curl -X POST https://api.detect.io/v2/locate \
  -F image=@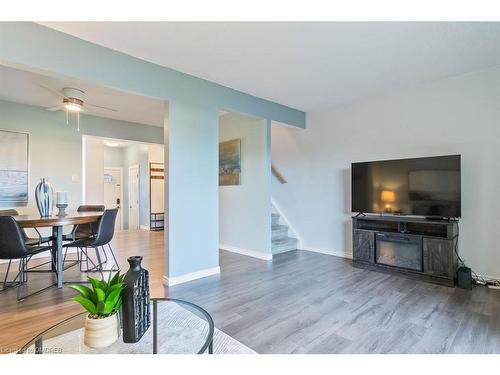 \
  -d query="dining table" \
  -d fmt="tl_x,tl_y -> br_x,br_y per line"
13,211 -> 104,289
